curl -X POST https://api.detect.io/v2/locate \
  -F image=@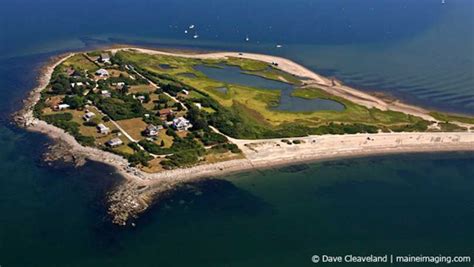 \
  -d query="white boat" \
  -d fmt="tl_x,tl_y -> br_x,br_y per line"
184,30 -> 188,34
245,36 -> 250,42
276,44 -> 283,48
189,24 -> 195,29
193,34 -> 199,39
